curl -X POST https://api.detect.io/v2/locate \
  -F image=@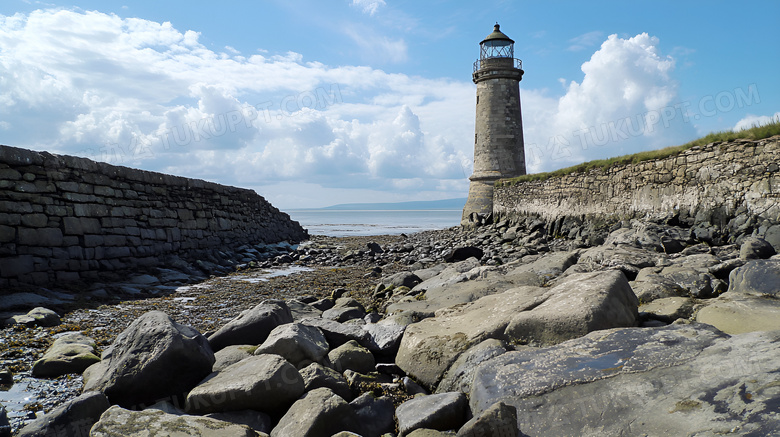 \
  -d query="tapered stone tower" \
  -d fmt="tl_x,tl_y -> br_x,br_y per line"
462,23 -> 525,225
